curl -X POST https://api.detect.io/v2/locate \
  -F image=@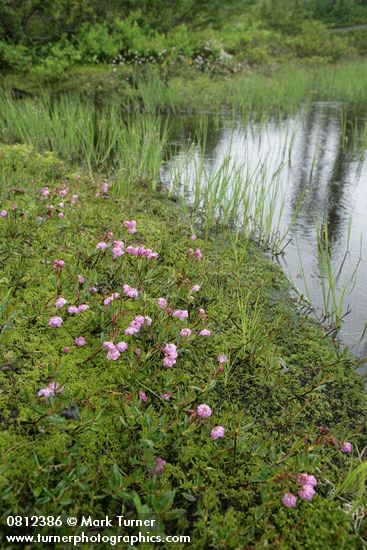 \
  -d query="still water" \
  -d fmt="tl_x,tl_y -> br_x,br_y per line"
161,102 -> 367,361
